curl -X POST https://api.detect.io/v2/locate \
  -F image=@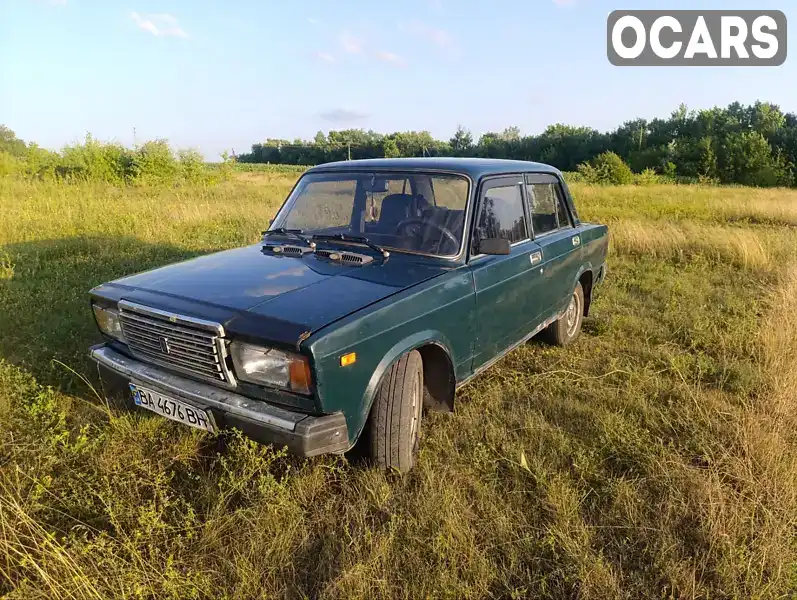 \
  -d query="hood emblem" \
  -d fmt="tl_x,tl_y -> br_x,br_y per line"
159,336 -> 171,355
